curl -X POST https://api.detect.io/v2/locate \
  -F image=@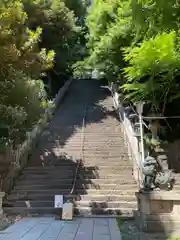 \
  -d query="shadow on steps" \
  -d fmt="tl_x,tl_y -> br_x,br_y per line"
3,151 -> 136,217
